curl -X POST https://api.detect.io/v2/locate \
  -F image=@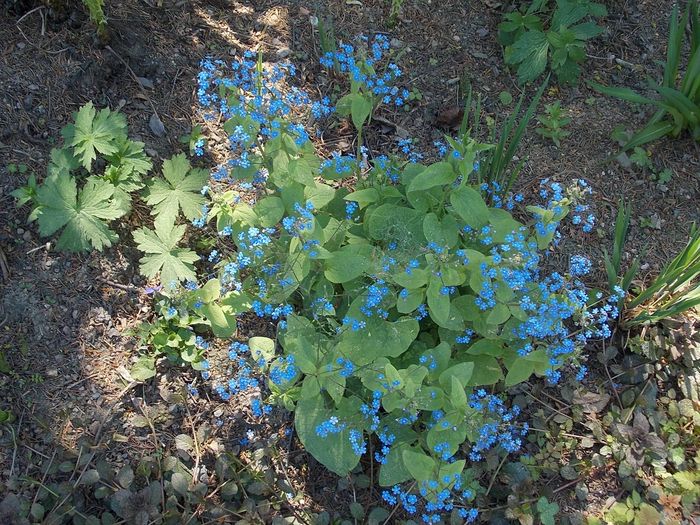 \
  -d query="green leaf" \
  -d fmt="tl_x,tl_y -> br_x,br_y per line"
133,222 -> 199,287
145,153 -> 209,228
35,174 -> 123,252
507,30 -> 550,84
464,356 -> 503,385
249,337 -> 276,367
130,355 -> 156,381
439,362 -> 474,390
351,94 -> 373,130
201,302 -> 237,338
345,188 -> 380,208
427,275 -> 450,326
367,204 -> 425,245
536,497 -> 559,525
486,303 -> 511,325
423,213 -> 459,249
449,375 -> 468,410
407,162 -> 457,193
255,196 -> 286,227
324,250 -> 370,283
335,318 -> 419,365
402,449 -> 436,481
295,397 -> 362,476
304,181 -> 336,209
505,360 -> 536,386
379,443 -> 413,486
62,102 -> 127,170
450,186 -> 489,229
105,138 -> 152,178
